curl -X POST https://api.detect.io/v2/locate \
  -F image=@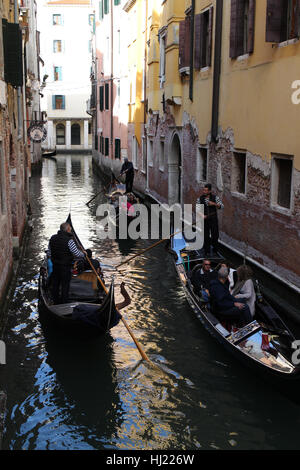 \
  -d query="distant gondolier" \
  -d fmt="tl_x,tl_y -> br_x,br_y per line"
120,157 -> 134,194
197,184 -> 224,256
48,222 -> 86,304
